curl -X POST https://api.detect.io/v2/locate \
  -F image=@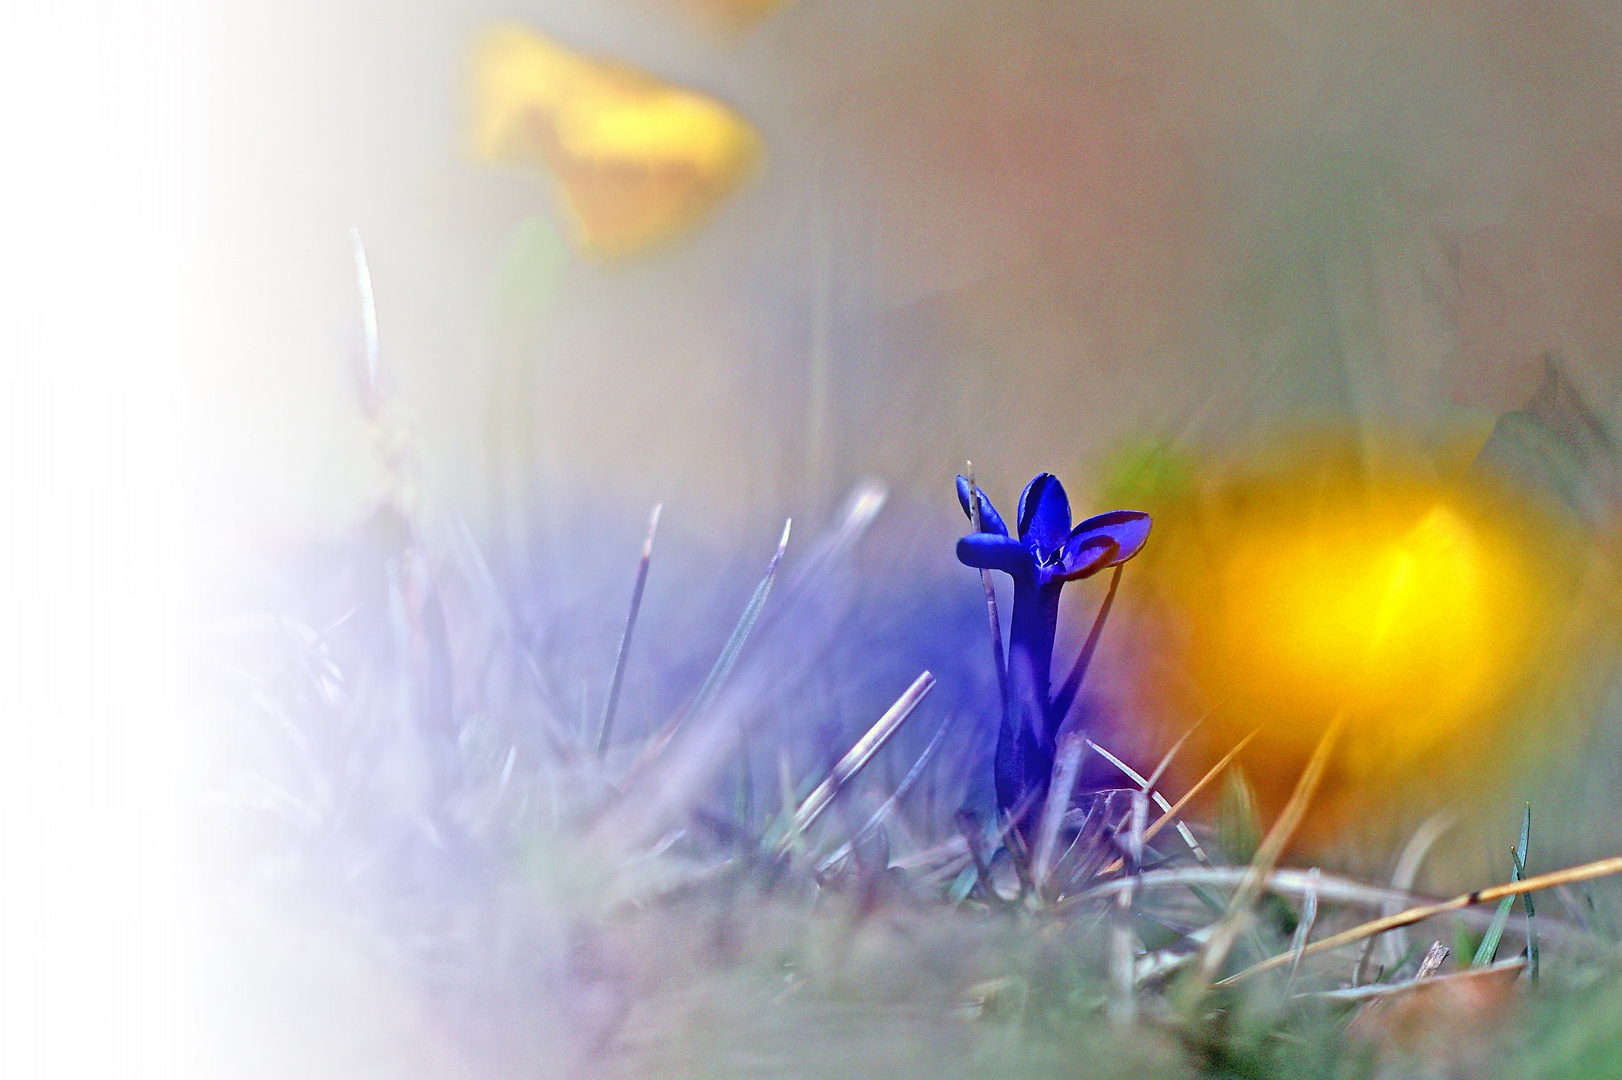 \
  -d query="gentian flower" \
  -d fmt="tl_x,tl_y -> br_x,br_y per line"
956,473 -> 1151,819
